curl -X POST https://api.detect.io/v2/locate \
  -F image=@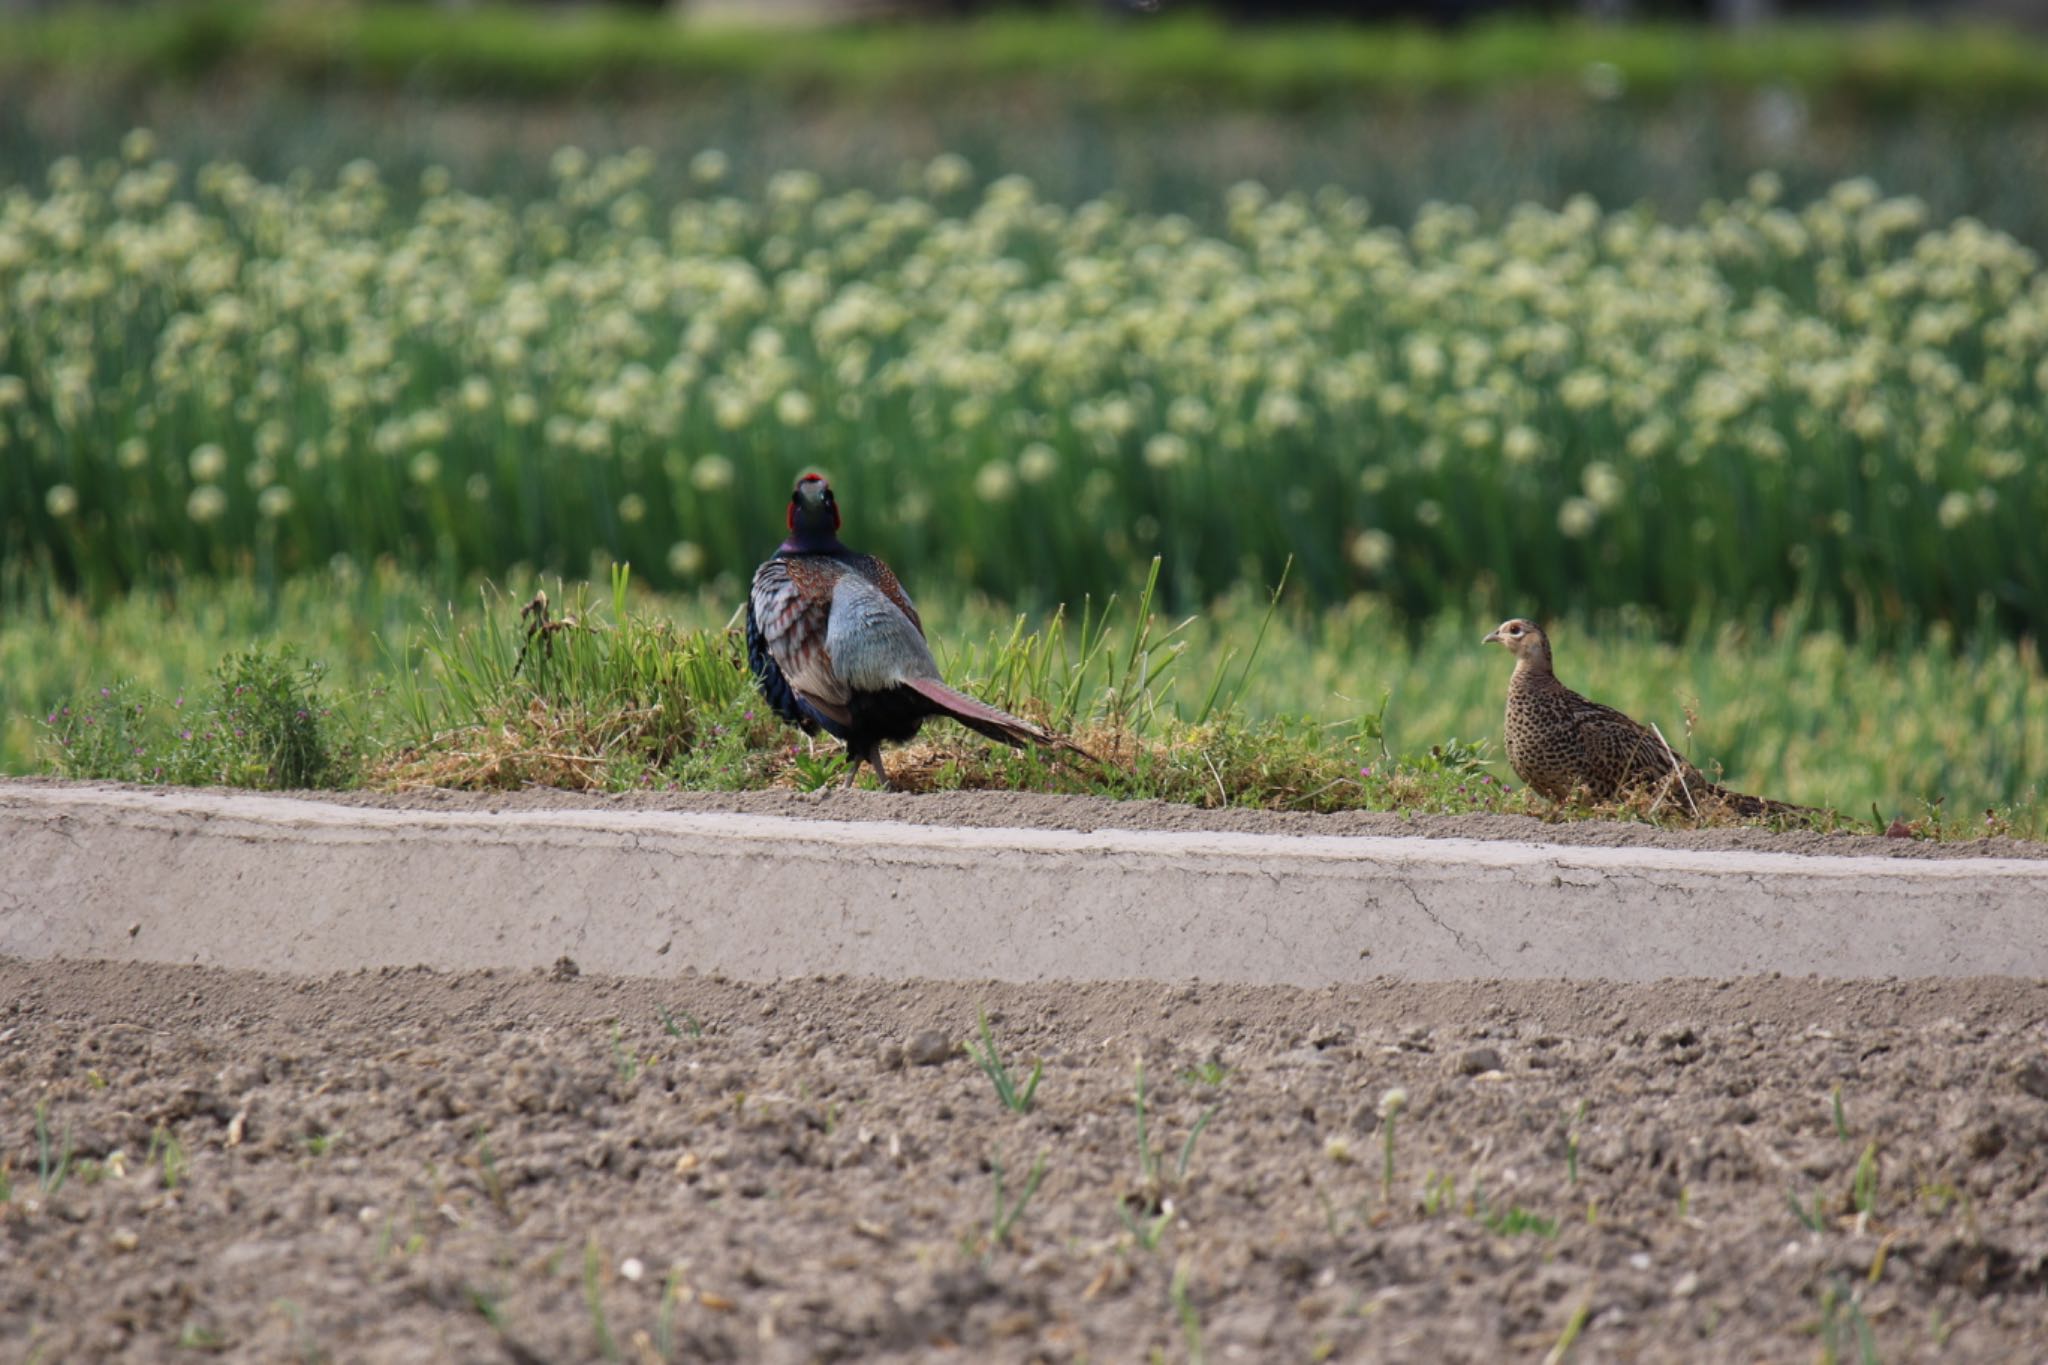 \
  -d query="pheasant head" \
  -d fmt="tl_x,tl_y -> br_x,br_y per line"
781,472 -> 844,552
1483,618 -> 1554,673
